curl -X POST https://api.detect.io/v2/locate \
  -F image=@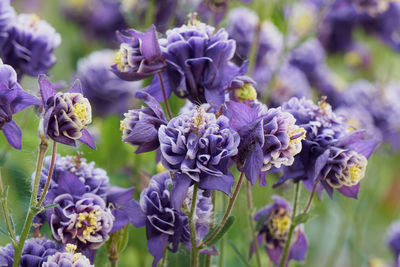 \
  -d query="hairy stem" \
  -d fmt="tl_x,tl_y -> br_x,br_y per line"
279,182 -> 300,267
157,72 -> 173,120
189,183 -> 199,267
37,141 -> 57,207
246,181 -> 262,267
13,139 -> 49,267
